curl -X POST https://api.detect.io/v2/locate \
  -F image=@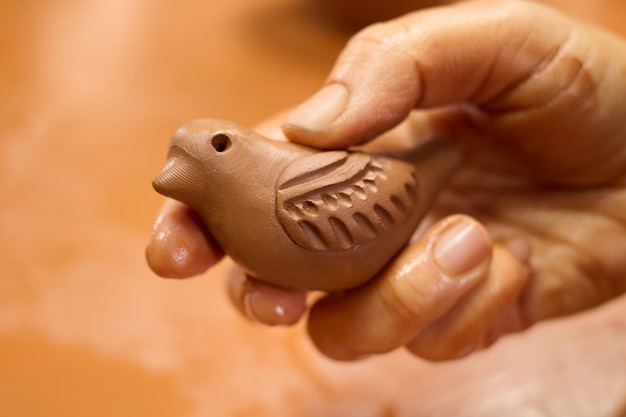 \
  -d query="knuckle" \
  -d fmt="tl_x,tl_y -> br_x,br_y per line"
374,277 -> 430,339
